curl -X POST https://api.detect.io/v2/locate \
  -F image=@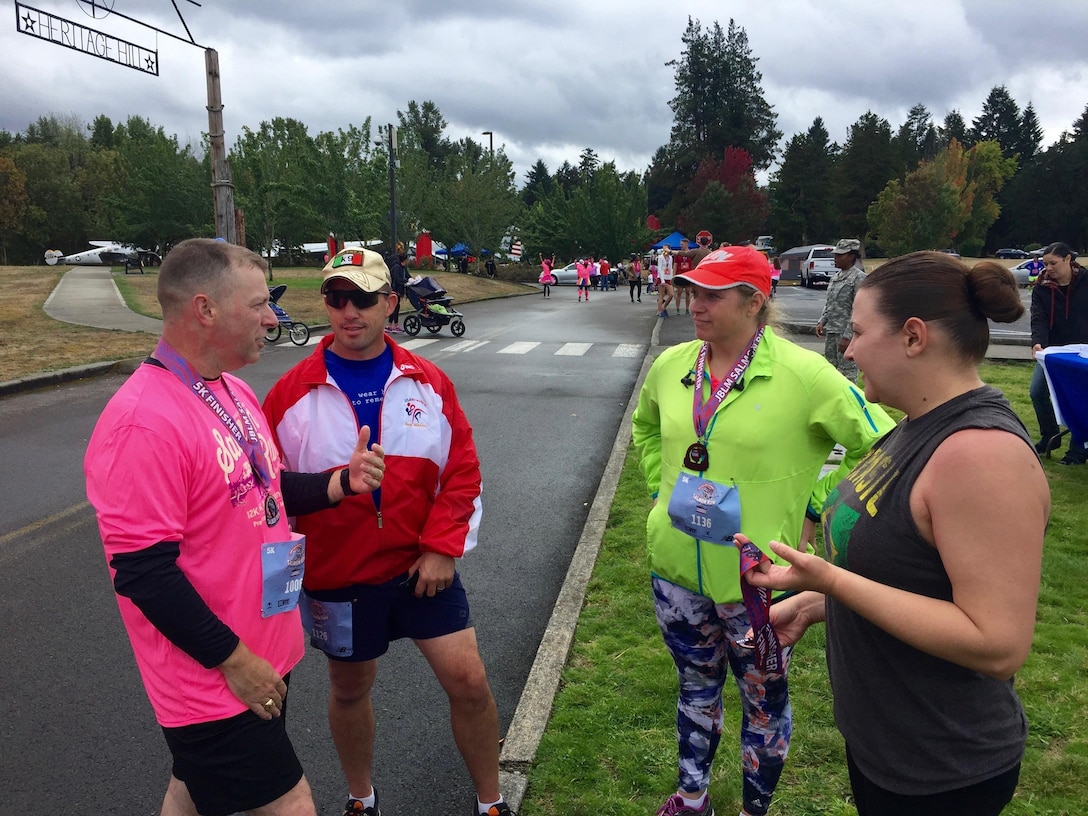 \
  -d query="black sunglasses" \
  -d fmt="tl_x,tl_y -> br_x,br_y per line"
324,289 -> 383,310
